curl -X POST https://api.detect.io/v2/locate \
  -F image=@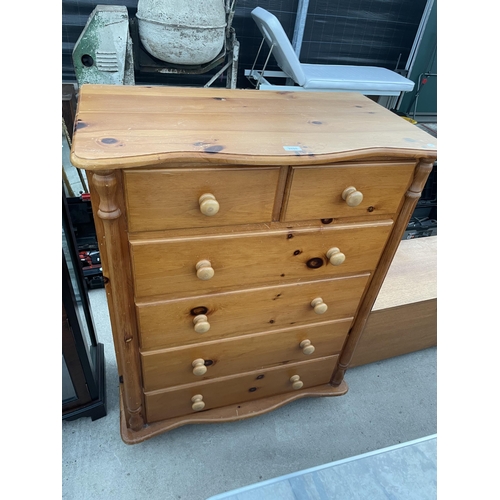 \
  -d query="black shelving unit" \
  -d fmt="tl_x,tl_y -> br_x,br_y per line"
403,162 -> 437,240
62,188 -> 106,422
